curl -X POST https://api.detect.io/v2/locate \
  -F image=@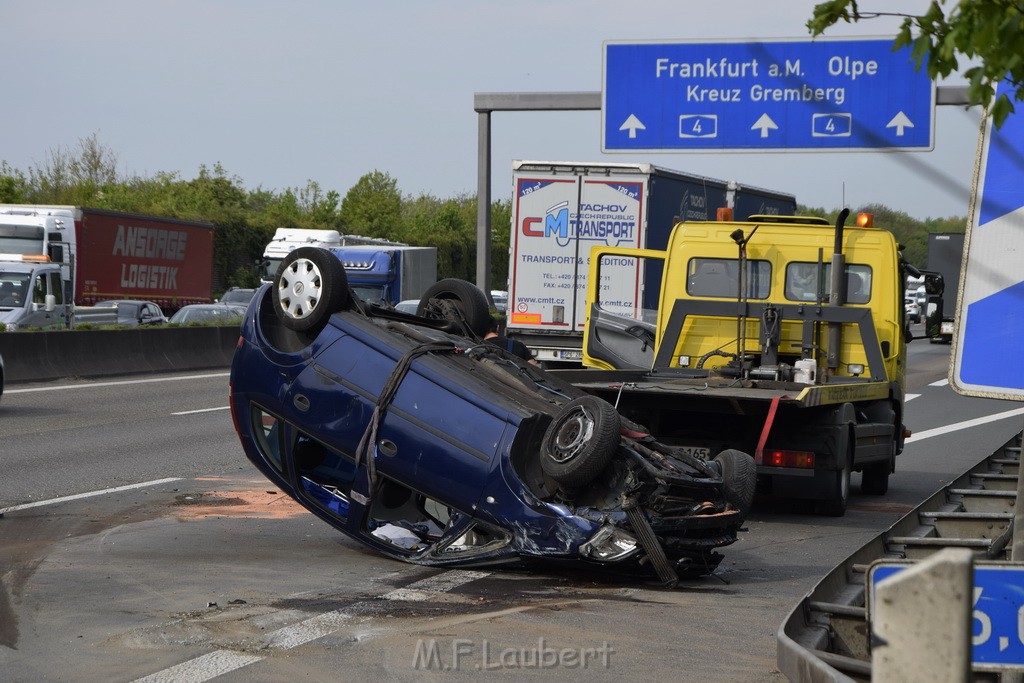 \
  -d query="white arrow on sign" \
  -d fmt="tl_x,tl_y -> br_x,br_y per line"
886,111 -> 915,136
752,113 -> 778,138
619,114 -> 646,139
